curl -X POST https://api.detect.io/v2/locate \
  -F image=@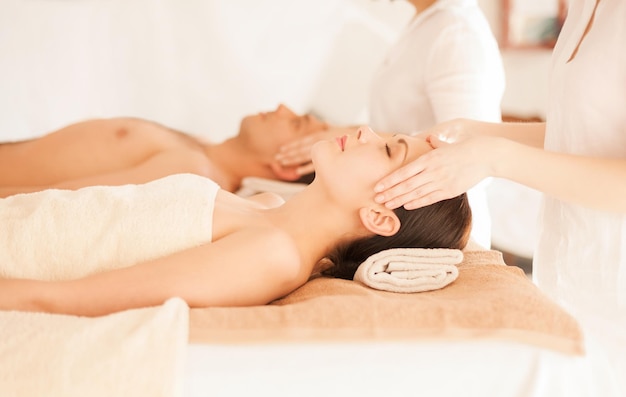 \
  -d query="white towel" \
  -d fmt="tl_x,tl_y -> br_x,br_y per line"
236,176 -> 306,200
354,248 -> 463,293
0,174 -> 219,281
0,297 -> 189,397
